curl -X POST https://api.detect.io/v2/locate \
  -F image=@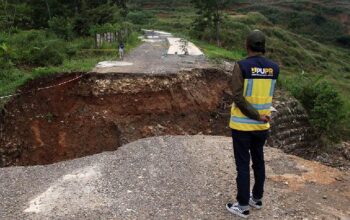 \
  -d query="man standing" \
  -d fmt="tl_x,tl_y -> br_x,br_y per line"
118,42 -> 125,60
226,30 -> 279,218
